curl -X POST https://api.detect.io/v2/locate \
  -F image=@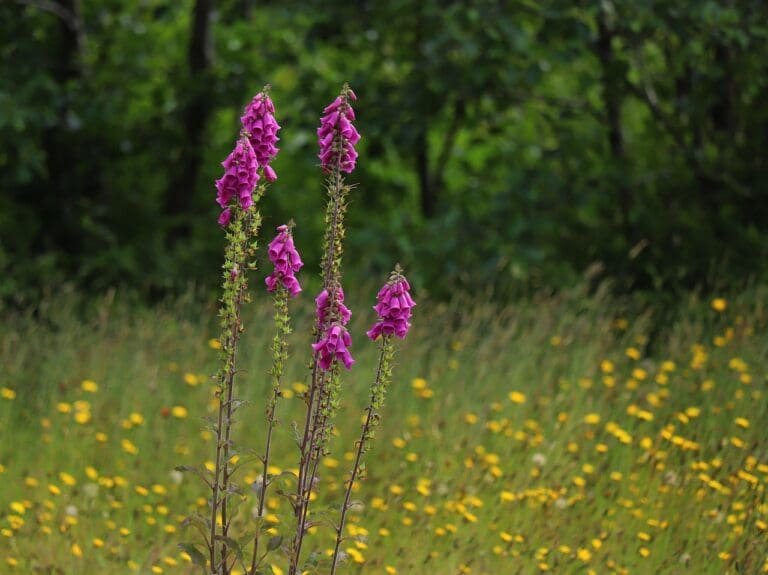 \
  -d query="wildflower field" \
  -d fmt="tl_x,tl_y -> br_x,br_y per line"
1,285 -> 767,574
